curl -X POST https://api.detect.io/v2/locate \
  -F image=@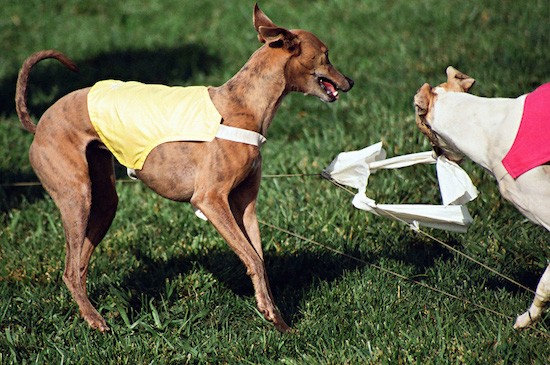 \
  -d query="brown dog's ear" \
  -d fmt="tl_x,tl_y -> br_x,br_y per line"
445,66 -> 476,92
254,3 -> 277,42
253,4 -> 299,52
257,27 -> 299,51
